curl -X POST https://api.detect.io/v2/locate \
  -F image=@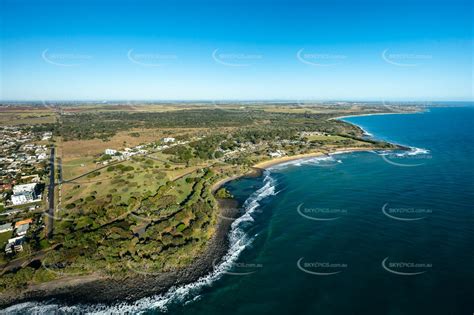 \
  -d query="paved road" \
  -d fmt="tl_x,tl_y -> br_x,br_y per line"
47,147 -> 55,239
